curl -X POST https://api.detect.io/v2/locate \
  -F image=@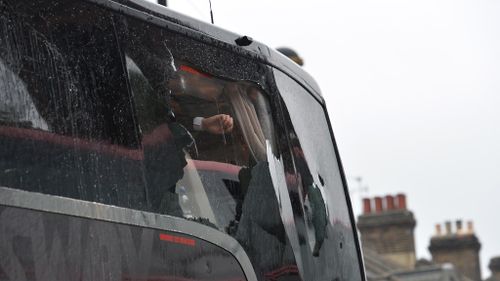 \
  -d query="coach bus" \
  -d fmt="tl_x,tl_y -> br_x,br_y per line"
0,0 -> 365,280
